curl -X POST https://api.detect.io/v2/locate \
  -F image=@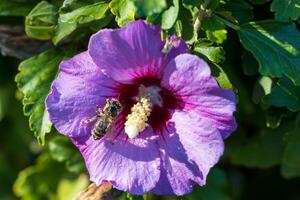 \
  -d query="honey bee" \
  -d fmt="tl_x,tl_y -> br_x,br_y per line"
83,98 -> 122,140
